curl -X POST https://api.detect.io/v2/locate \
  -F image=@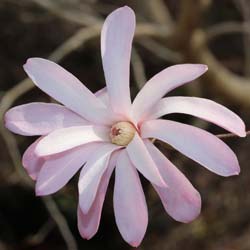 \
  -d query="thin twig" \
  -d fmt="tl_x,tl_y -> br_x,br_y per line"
217,130 -> 250,139
142,0 -> 174,26
32,0 -> 102,26
0,25 -> 104,250
0,23 -> 169,119
0,124 -> 78,250
234,0 -> 250,76
137,38 -> 183,63
190,30 -> 250,107
206,21 -> 250,40
154,130 -> 249,152
132,48 -> 147,89
25,220 -> 55,246
43,197 -> 78,250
